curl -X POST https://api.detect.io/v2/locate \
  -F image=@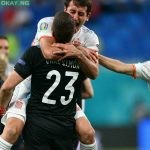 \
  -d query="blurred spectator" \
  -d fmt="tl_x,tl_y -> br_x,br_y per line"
91,0 -> 101,20
0,35 -> 13,78
2,7 -> 32,32
6,33 -> 20,63
12,7 -> 33,28
2,7 -> 16,32
0,35 -> 23,150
